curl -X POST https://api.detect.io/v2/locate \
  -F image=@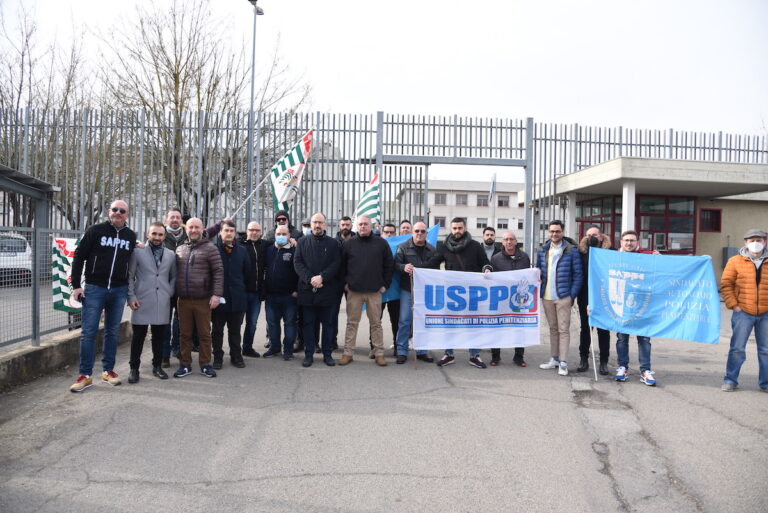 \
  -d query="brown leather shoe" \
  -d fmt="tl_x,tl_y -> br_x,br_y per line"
375,355 -> 388,367
339,354 -> 354,365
